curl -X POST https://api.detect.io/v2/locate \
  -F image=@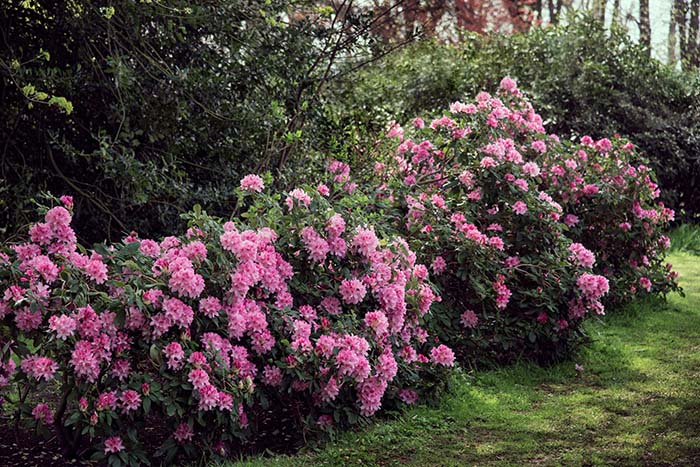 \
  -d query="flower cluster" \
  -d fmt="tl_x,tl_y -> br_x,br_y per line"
0,187 -> 450,465
365,76 -> 676,363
